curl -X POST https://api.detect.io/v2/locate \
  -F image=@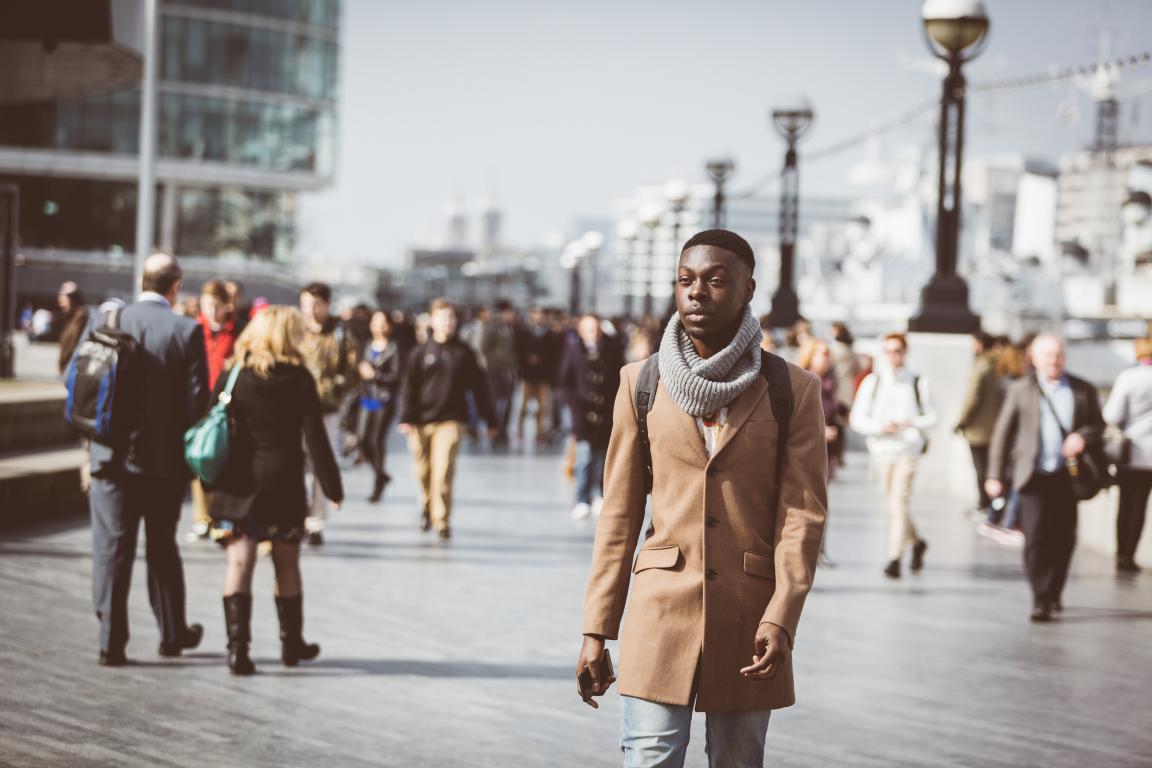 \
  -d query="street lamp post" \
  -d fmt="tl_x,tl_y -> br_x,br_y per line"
768,101 -> 814,328
562,239 -> 588,315
706,158 -> 735,228
907,0 -> 990,334
638,202 -> 664,318
581,230 -> 605,313
616,219 -> 639,319
664,179 -> 690,254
